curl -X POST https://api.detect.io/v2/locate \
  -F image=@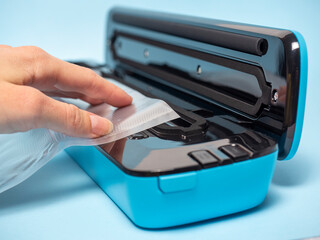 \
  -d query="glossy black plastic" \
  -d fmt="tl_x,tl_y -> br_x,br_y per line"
69,8 -> 302,176
105,7 -> 301,161
112,12 -> 268,56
